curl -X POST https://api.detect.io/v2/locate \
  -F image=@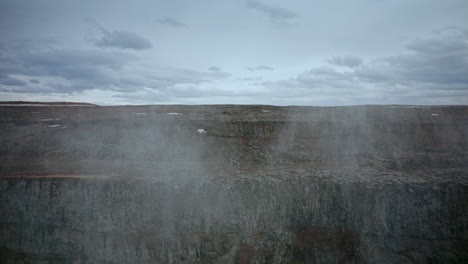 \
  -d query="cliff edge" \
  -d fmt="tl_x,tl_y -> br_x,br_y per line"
0,105 -> 467,263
